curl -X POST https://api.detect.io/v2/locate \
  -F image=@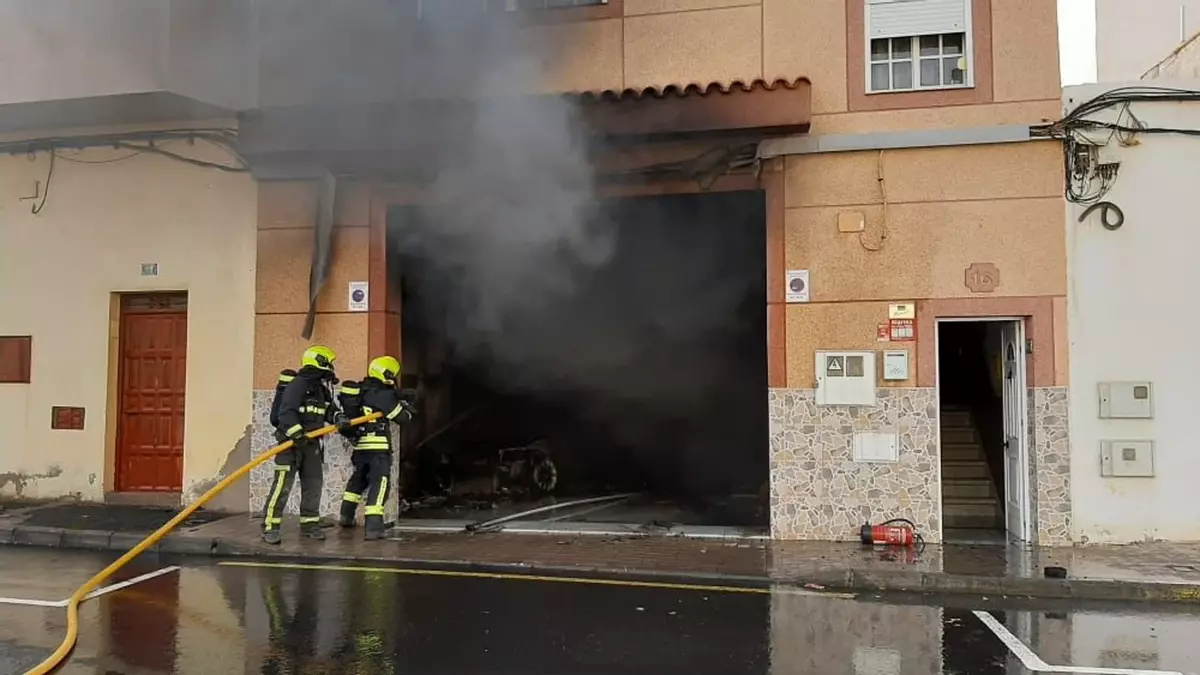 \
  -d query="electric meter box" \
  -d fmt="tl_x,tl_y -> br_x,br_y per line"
1097,381 -> 1154,419
815,351 -> 877,406
1100,440 -> 1155,477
